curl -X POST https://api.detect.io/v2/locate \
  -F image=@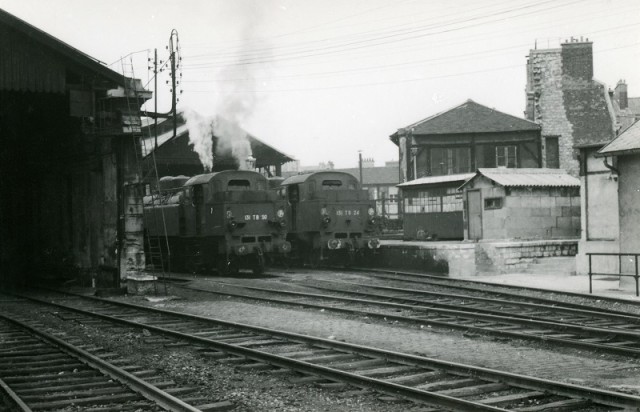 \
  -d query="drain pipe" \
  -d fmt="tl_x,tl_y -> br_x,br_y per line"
603,156 -> 620,176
